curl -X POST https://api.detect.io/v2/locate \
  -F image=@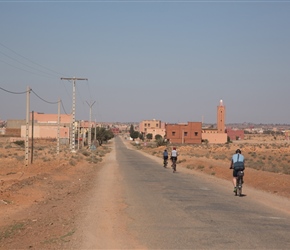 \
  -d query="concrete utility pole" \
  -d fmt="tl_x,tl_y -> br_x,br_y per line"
57,99 -> 60,155
25,86 -> 31,167
60,77 -> 88,153
86,101 -> 96,149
